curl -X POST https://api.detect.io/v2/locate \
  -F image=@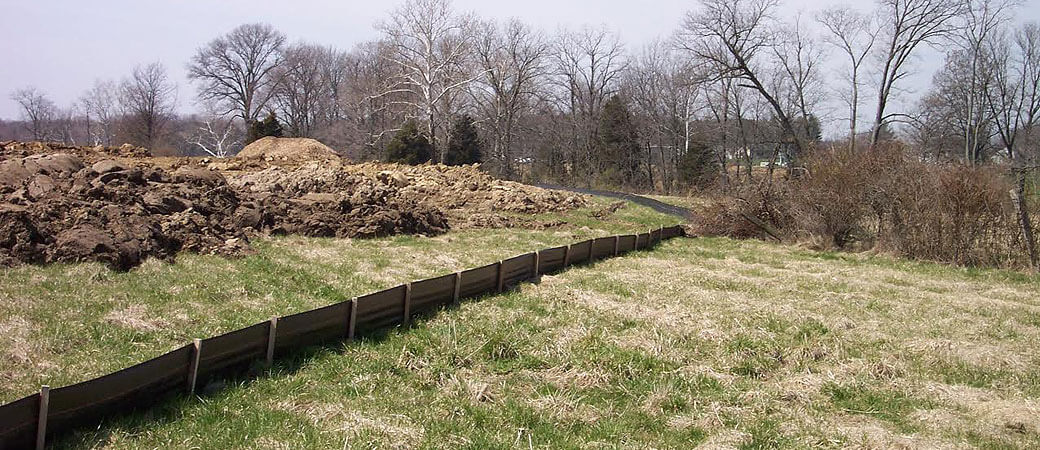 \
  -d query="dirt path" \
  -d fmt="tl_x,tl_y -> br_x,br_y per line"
534,184 -> 692,220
